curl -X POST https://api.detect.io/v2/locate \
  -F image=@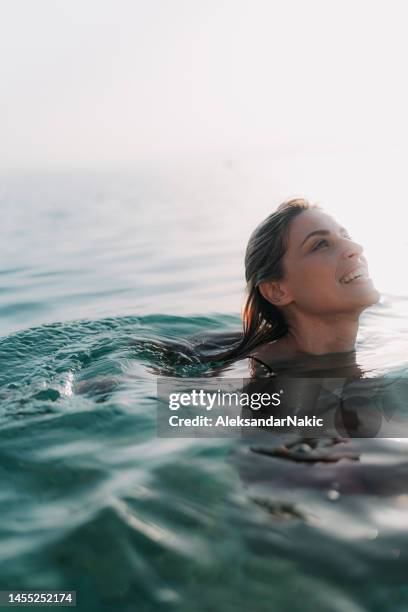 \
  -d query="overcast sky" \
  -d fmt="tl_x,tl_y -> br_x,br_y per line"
1,0 -> 408,168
